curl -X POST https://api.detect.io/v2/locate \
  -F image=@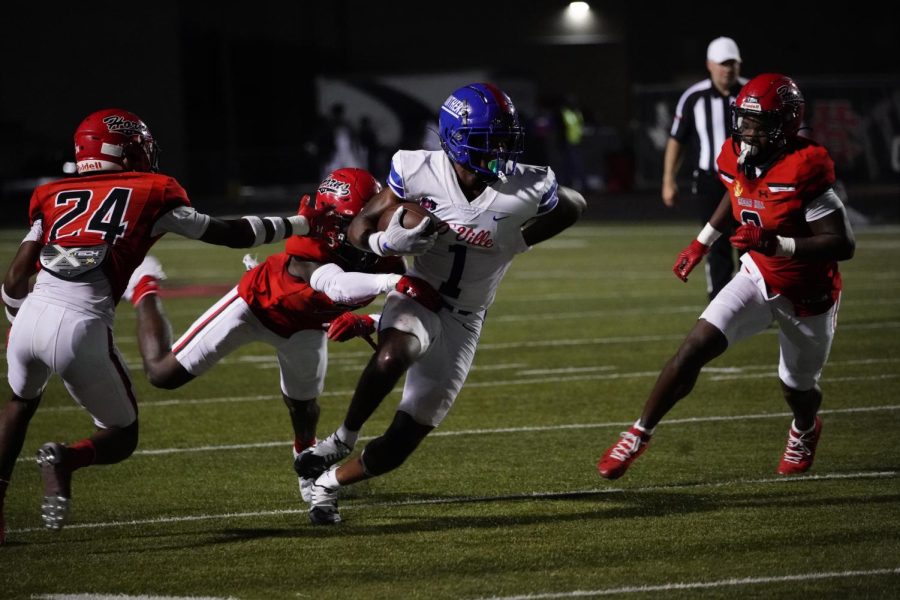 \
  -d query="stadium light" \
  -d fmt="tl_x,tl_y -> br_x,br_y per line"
565,1 -> 591,22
